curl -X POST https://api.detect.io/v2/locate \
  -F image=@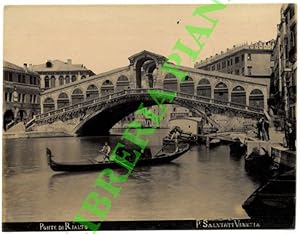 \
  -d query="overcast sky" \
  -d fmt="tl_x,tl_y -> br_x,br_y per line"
4,4 -> 281,74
